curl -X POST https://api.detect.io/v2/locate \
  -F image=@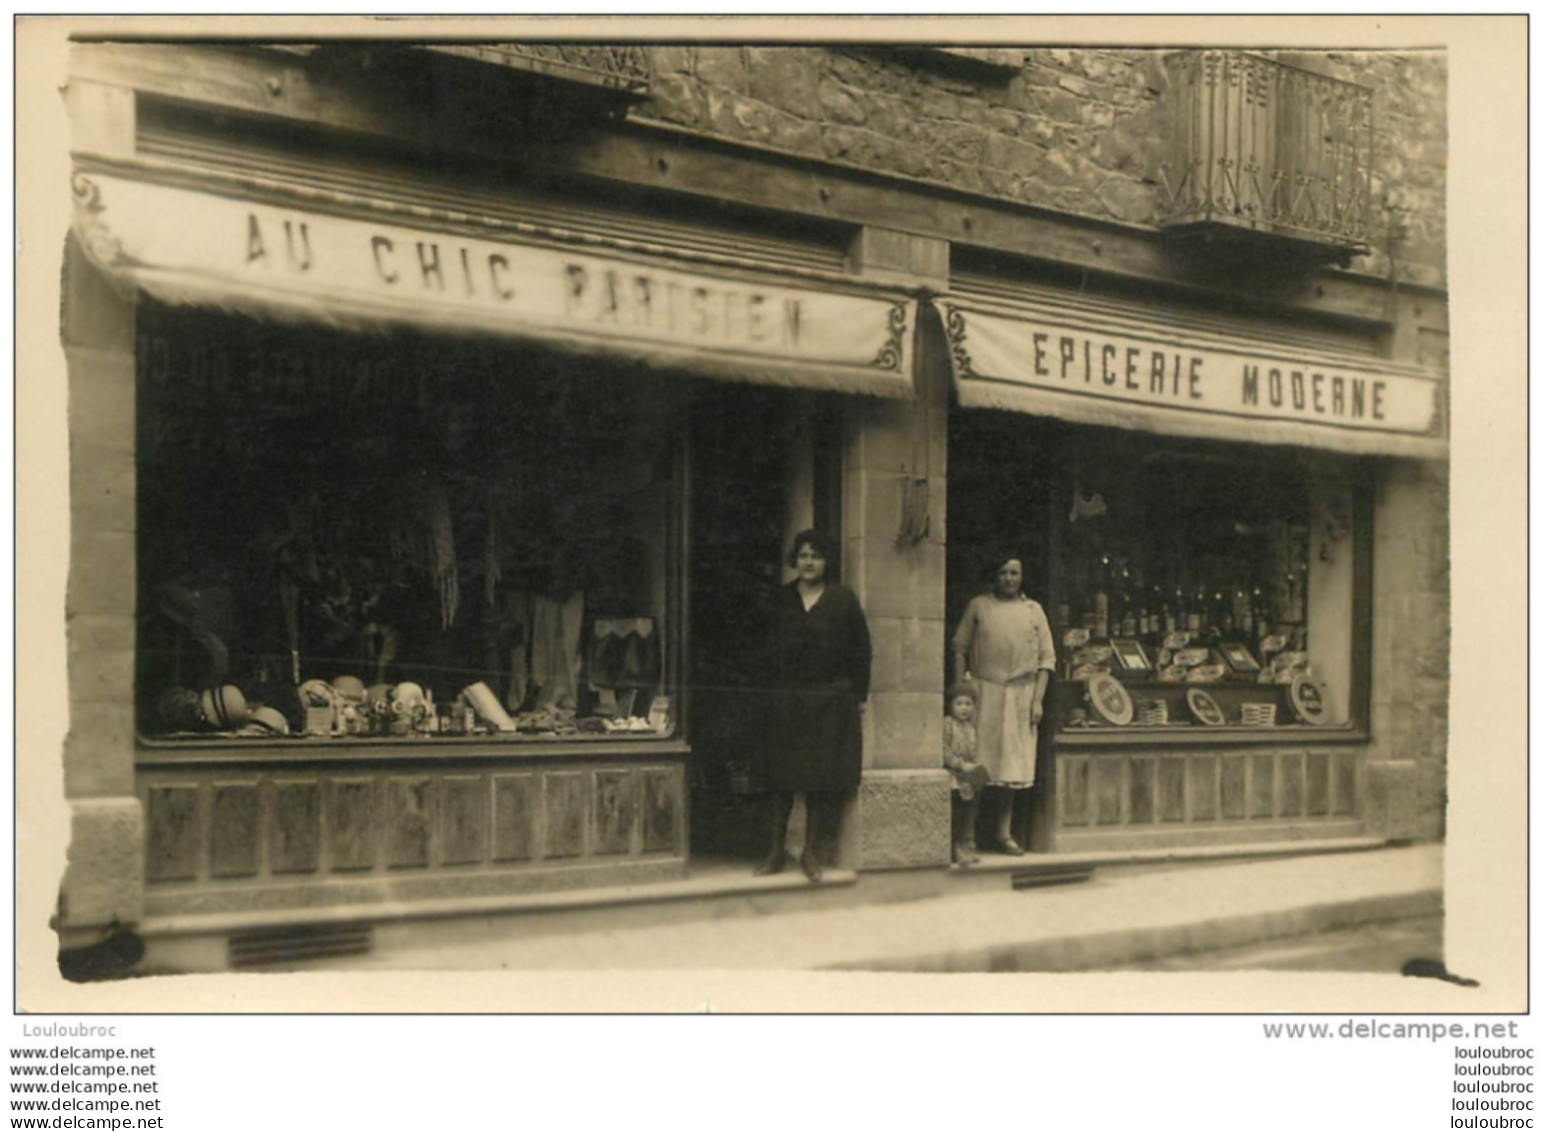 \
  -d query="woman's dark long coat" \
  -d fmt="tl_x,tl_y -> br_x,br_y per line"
760,581 -> 872,793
